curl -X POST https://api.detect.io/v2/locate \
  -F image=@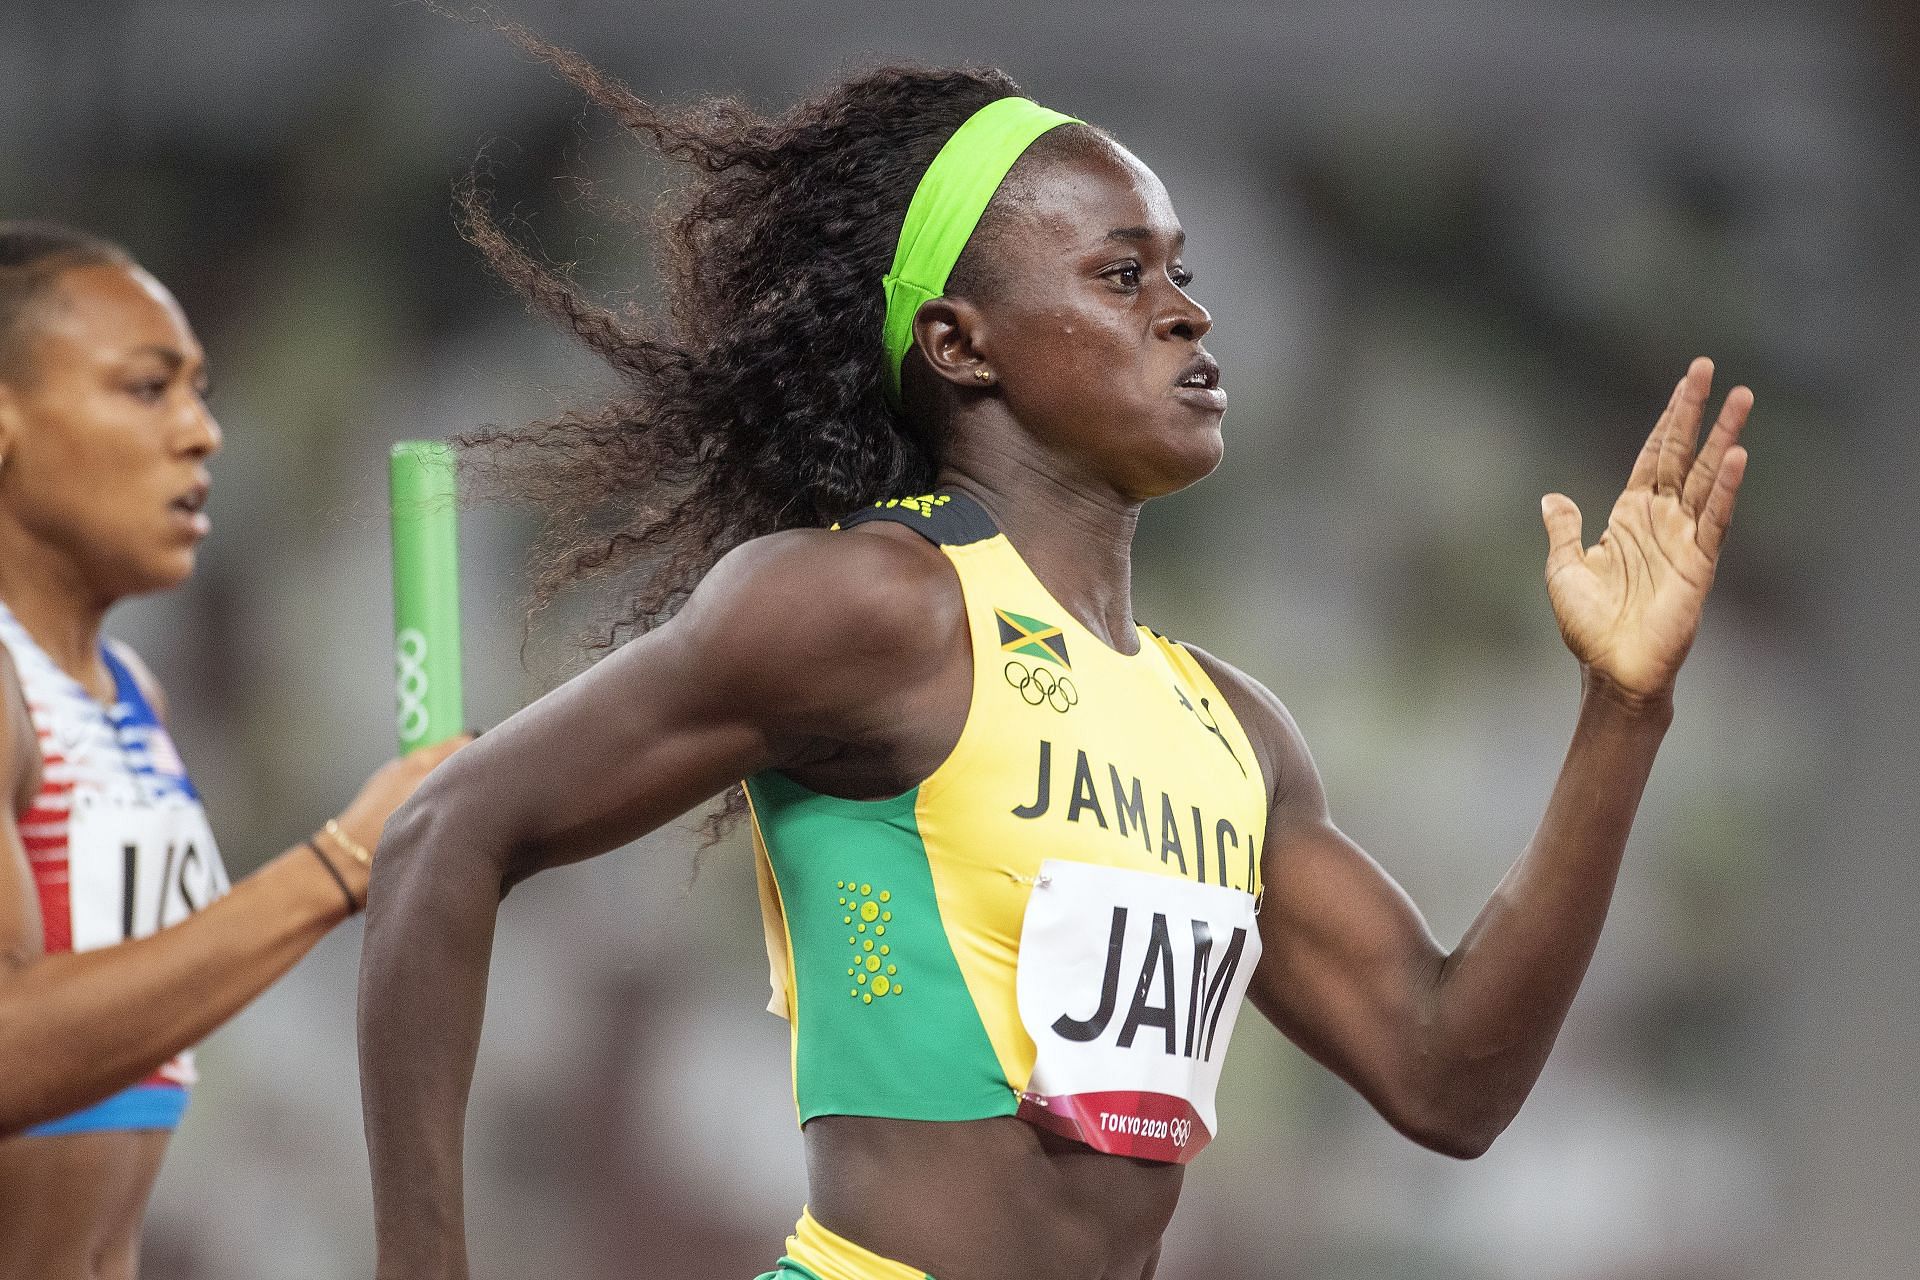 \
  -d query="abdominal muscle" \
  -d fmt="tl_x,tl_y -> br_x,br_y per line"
0,1131 -> 170,1280
804,1114 -> 1184,1280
